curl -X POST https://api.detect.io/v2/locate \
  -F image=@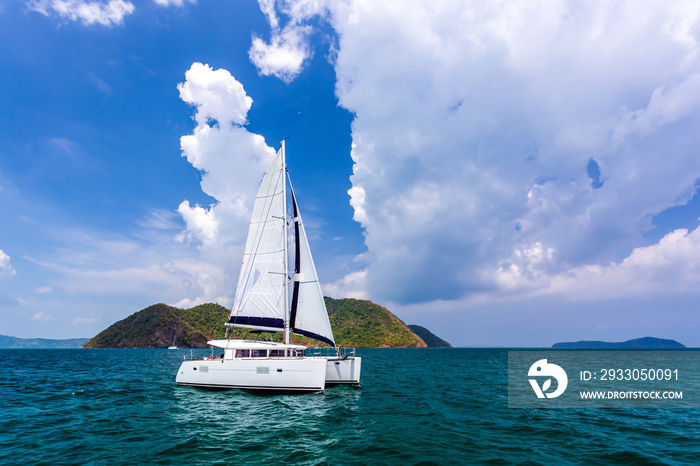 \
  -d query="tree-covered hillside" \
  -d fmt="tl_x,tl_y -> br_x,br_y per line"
408,325 -> 452,348
84,303 -> 230,348
326,297 -> 426,348
85,298 -> 430,348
